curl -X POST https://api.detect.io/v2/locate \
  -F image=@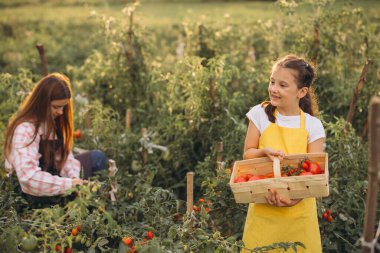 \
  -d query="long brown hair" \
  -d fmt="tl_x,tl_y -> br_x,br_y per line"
4,73 -> 74,171
264,54 -> 319,123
